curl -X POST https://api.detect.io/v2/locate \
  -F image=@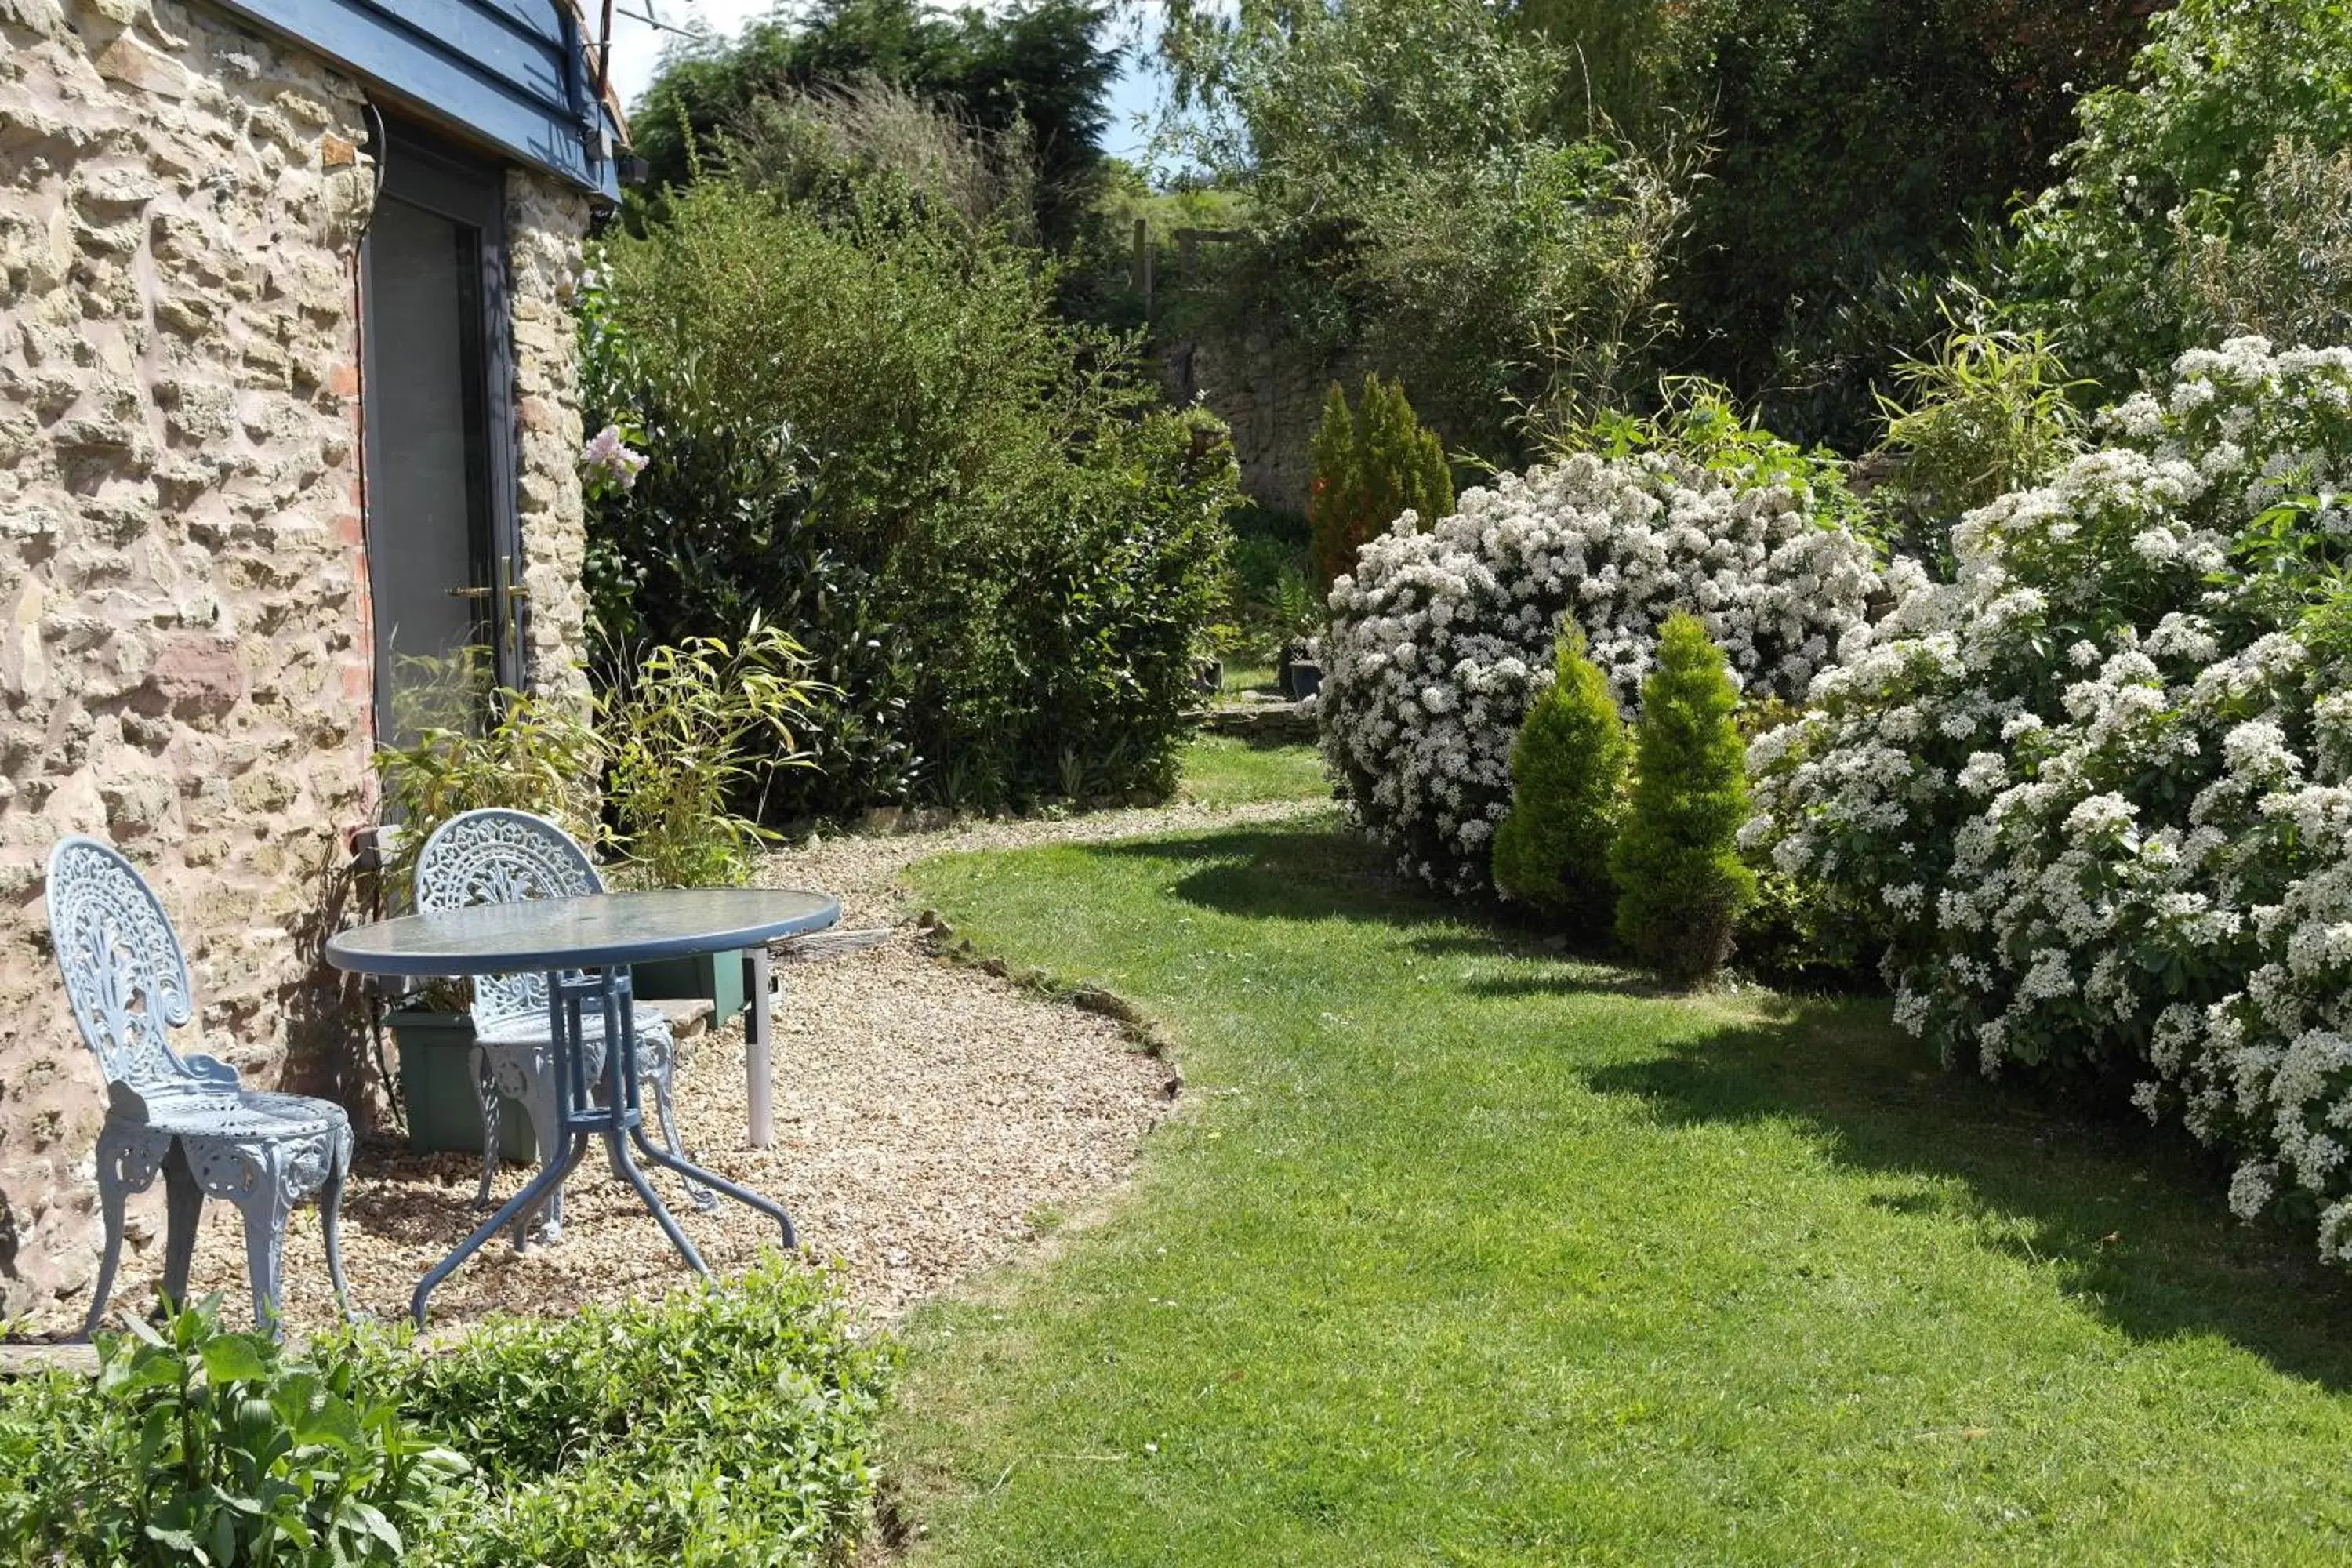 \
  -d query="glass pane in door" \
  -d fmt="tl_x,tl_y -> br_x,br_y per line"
365,193 -> 492,752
